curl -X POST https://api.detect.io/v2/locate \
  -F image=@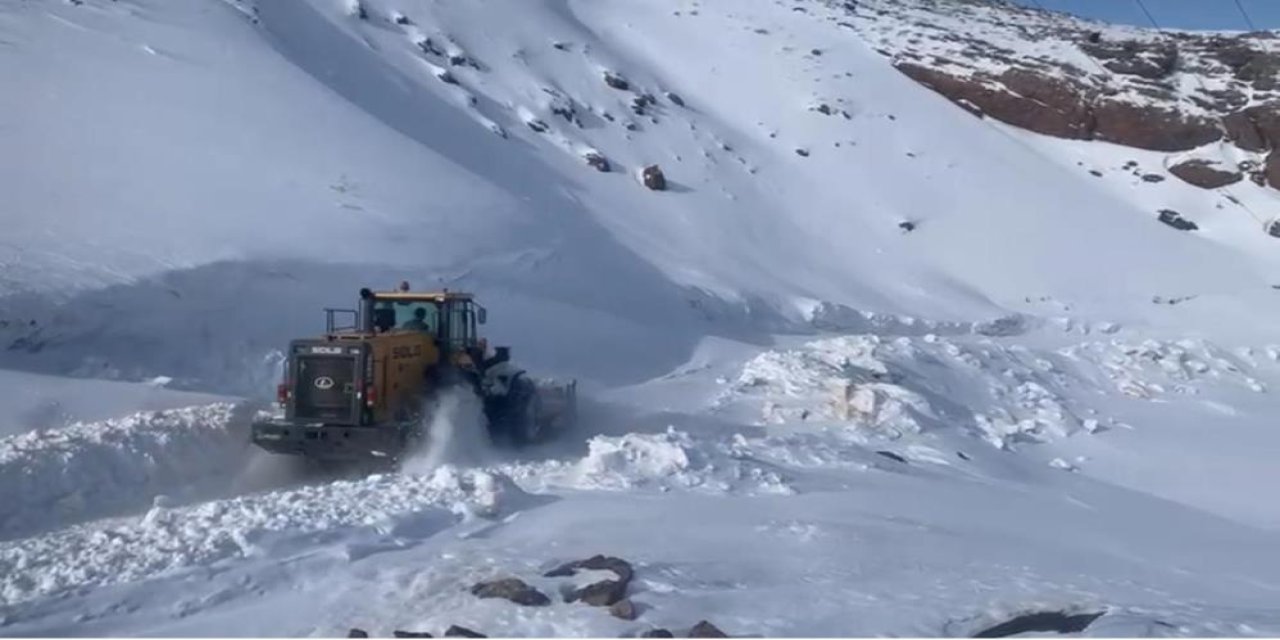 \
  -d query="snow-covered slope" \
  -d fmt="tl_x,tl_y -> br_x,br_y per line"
6,0 -> 1280,393
7,0 -> 1280,636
